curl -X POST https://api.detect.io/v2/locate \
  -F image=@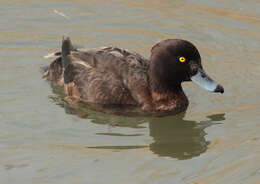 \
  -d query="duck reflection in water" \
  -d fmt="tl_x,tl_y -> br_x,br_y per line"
49,89 -> 225,160
149,113 -> 225,159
